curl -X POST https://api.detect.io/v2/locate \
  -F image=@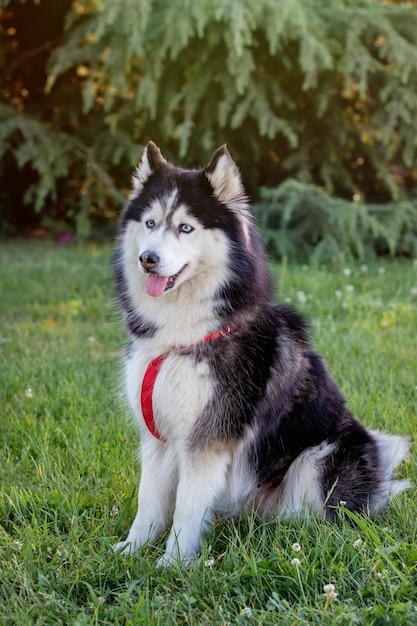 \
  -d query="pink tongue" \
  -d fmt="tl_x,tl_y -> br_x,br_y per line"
146,274 -> 169,297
